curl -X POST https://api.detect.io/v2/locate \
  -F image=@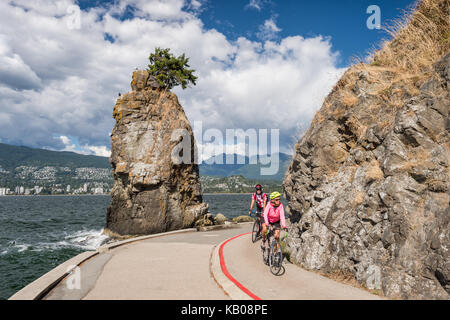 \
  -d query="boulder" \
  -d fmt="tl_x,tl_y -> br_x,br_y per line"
214,213 -> 228,225
194,214 -> 214,228
232,215 -> 254,223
